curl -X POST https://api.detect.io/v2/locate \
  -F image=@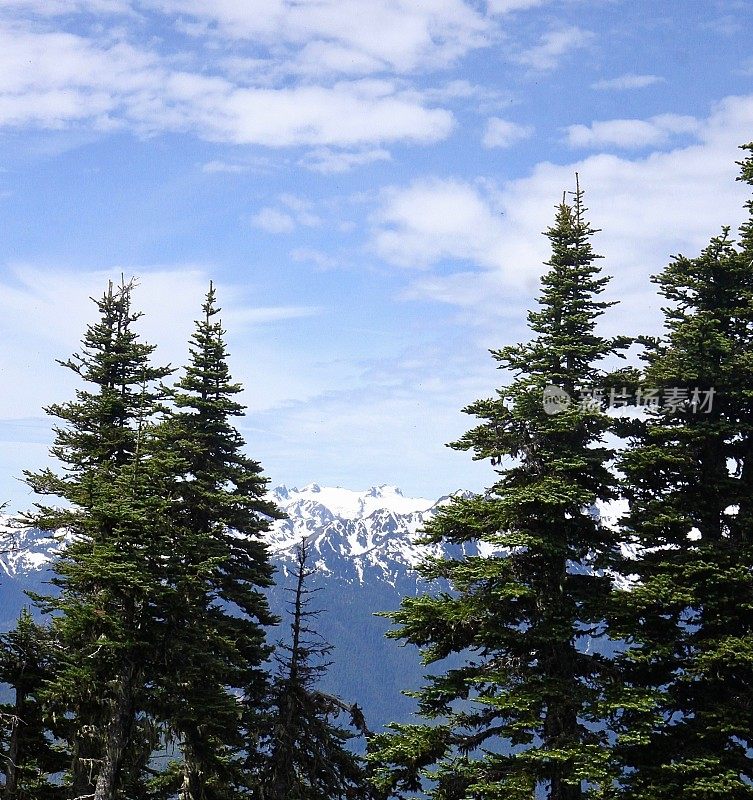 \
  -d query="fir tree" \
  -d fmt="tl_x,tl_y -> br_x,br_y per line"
22,279 -> 174,800
611,144 -> 753,797
153,284 -> 280,800
0,609 -> 65,800
261,538 -> 371,800
369,184 -> 625,800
